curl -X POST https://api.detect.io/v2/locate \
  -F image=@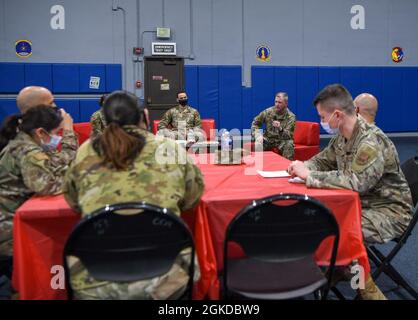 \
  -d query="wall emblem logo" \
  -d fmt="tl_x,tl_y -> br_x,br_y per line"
392,47 -> 404,63
256,45 -> 271,62
15,40 -> 32,58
